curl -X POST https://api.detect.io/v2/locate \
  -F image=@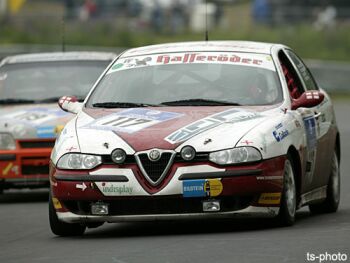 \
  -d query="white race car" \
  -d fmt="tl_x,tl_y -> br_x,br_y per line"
49,41 -> 340,236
